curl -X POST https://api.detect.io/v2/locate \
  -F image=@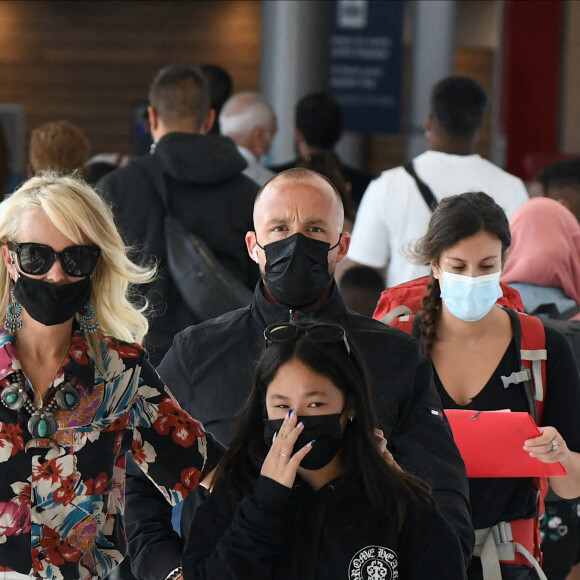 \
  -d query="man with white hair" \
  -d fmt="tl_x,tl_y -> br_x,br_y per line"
220,91 -> 277,186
